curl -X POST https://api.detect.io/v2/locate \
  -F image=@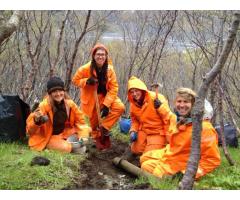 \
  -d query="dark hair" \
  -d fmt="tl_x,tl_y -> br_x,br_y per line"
90,48 -> 108,83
